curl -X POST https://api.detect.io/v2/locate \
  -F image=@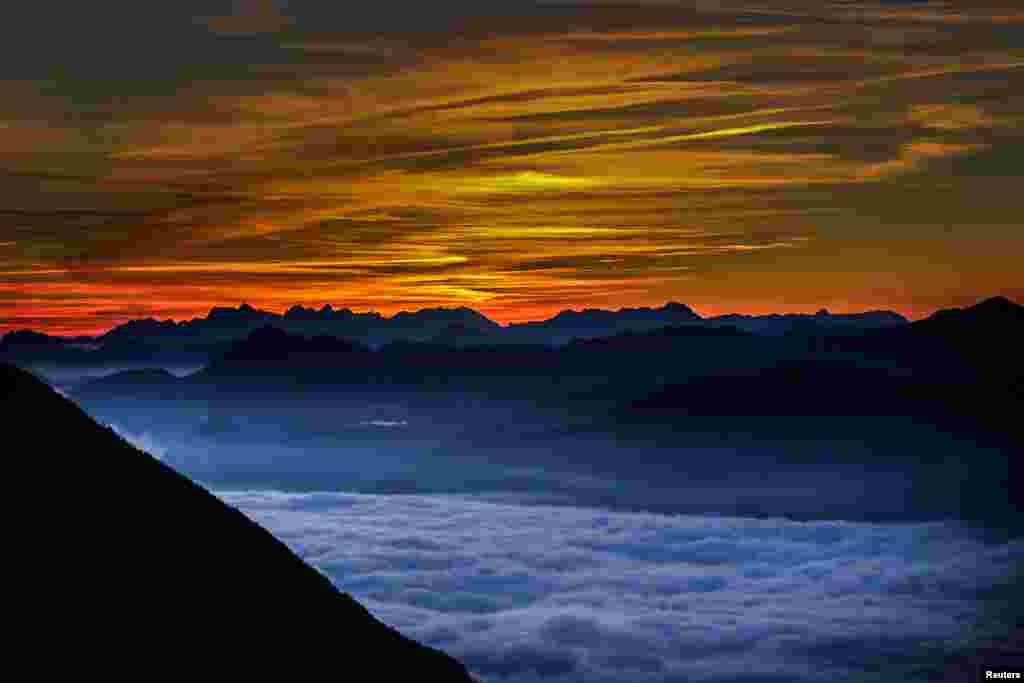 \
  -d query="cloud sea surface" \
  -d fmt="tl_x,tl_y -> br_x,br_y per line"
220,490 -> 1021,682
